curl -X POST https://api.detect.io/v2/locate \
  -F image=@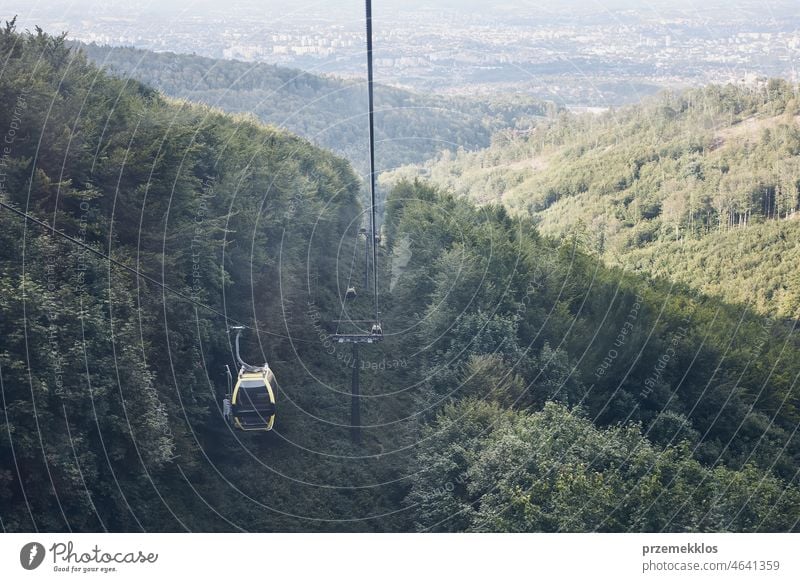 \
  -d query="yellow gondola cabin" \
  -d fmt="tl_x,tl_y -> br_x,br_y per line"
223,327 -> 276,432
